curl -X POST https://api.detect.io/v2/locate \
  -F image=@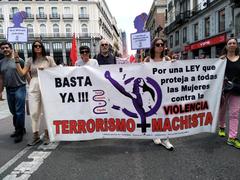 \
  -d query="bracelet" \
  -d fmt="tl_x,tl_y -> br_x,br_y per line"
15,62 -> 20,63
